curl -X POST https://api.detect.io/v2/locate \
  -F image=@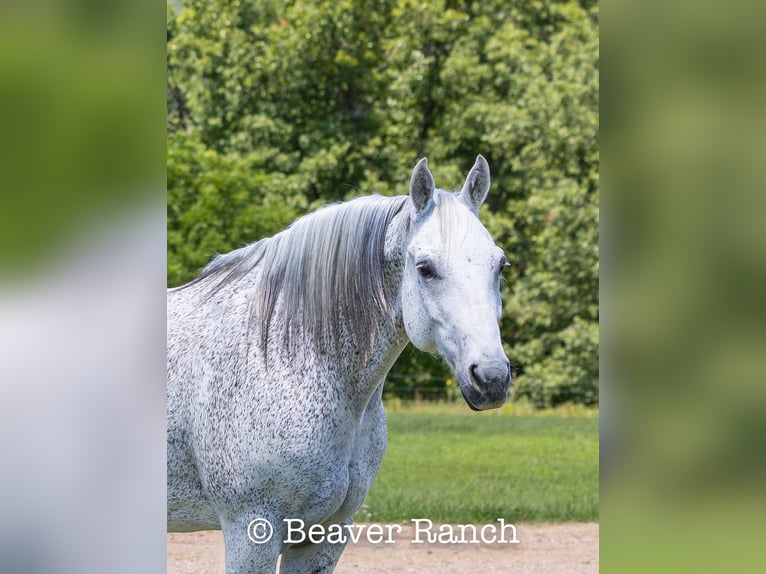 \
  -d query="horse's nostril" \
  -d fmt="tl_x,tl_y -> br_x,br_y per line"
468,364 -> 482,390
